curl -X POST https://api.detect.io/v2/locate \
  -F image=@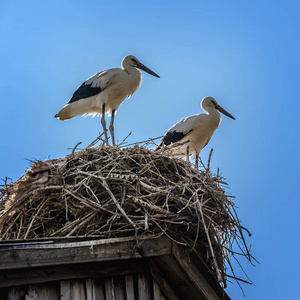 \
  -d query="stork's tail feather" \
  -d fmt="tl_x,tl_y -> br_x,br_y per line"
54,107 -> 75,121
55,97 -> 106,121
